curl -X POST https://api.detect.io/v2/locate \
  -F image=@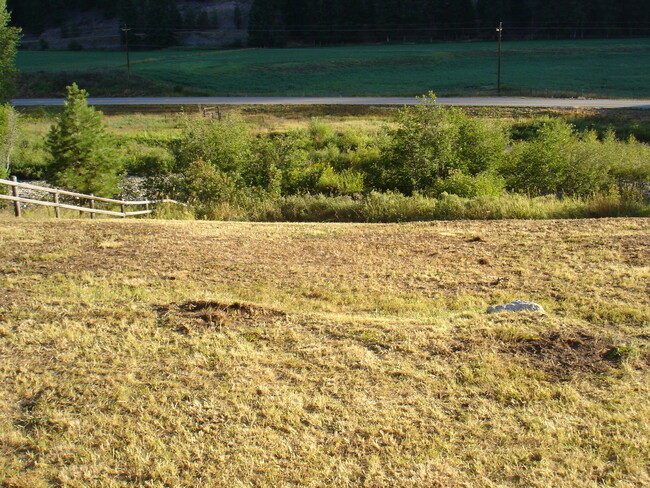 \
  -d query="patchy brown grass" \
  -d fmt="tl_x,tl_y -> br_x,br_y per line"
0,217 -> 649,487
